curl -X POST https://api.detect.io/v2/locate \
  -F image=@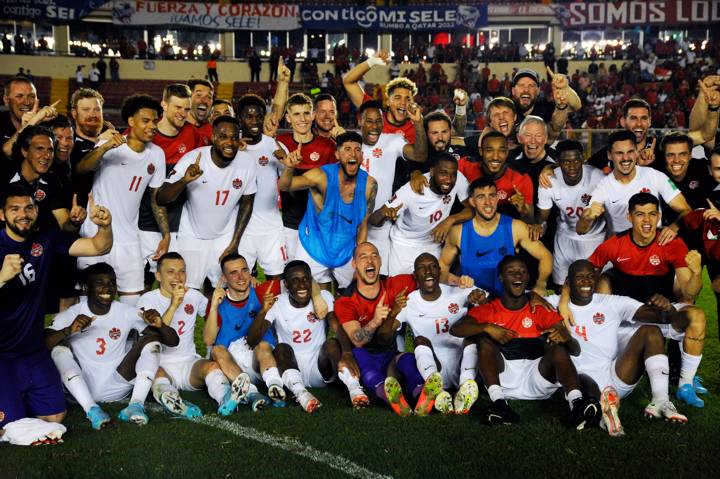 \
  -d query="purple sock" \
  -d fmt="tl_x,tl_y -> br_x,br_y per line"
396,353 -> 425,399
374,383 -> 388,404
